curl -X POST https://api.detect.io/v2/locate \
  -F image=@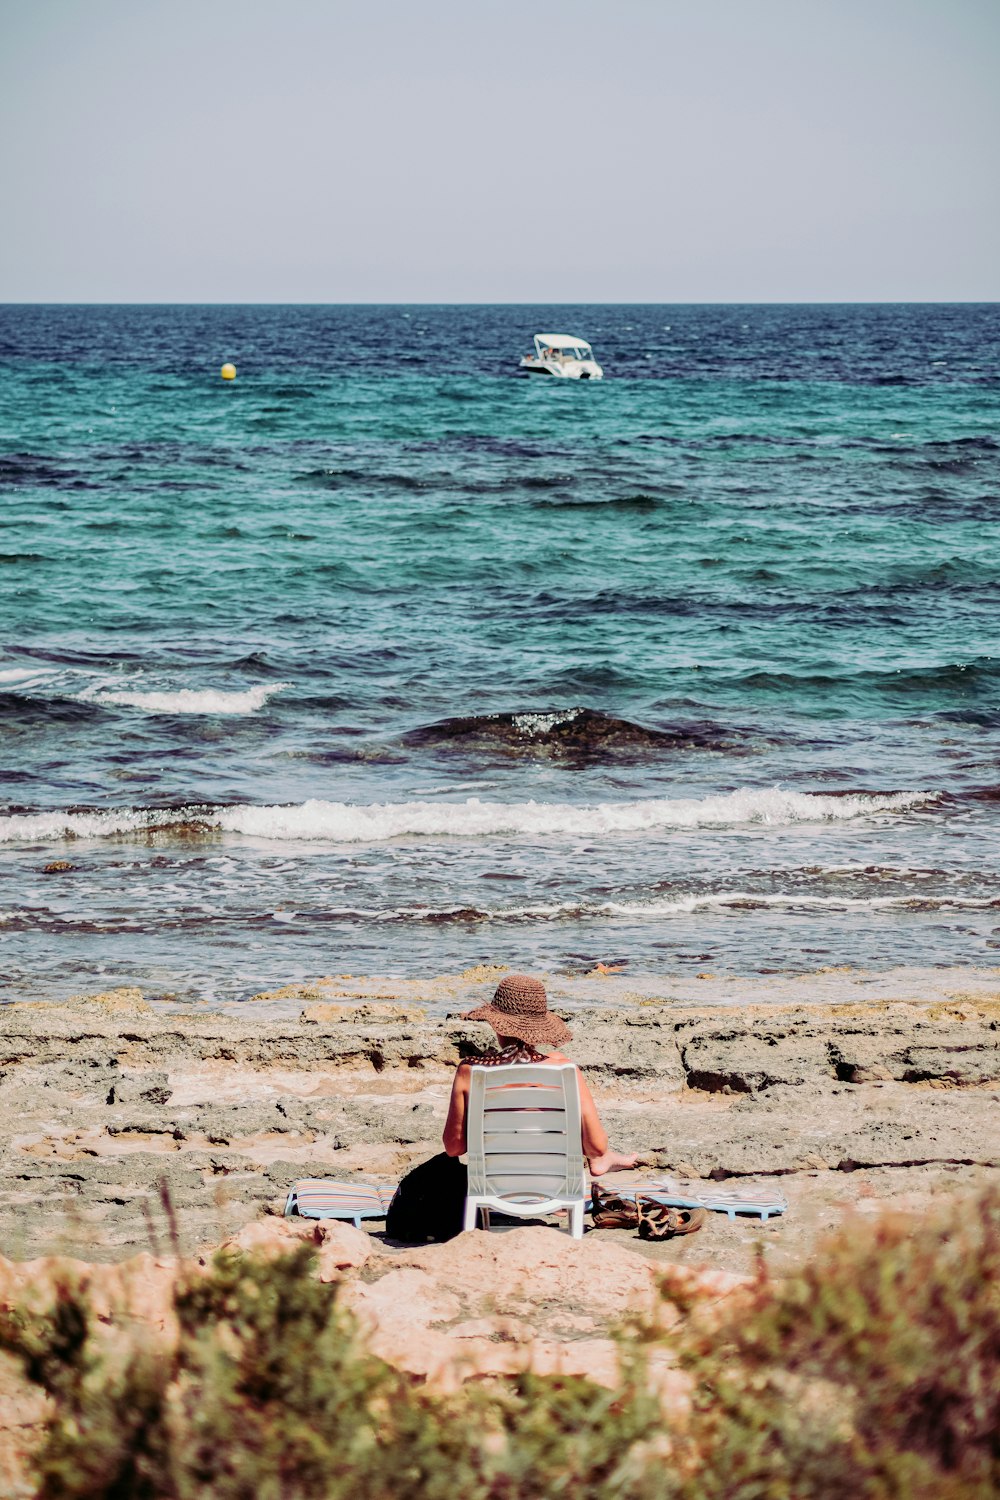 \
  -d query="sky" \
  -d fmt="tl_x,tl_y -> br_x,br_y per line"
1,0 -> 998,302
